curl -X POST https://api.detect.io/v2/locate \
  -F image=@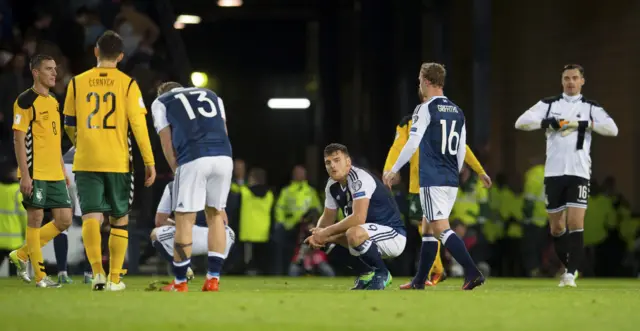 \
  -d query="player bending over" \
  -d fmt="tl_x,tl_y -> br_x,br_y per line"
151,82 -> 233,292
385,62 -> 484,290
306,143 -> 406,290
150,181 -> 235,280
